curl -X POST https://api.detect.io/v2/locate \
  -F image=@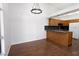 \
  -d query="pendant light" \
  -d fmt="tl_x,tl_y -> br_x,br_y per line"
31,3 -> 42,14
